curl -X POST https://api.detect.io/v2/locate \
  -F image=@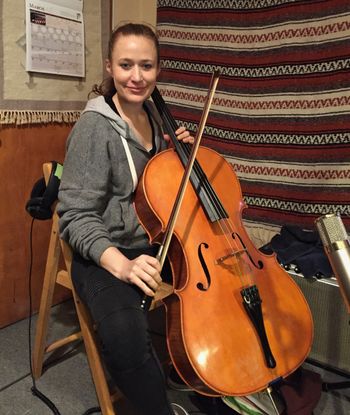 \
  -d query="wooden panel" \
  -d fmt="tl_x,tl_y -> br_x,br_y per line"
0,123 -> 73,327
